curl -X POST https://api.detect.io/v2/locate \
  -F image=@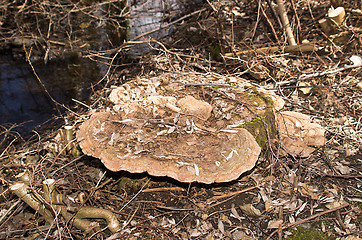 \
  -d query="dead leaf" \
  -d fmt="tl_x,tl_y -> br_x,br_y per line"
357,82 -> 362,90
295,202 -> 307,216
325,200 -> 348,210
240,204 -> 262,217
231,204 -> 241,219
298,183 -> 320,200
349,55 -> 362,67
334,162 -> 352,174
189,228 -> 201,237
265,200 -> 273,212
267,219 -> 283,229
232,230 -> 256,240
298,82 -> 312,95
218,219 -> 225,234
346,235 -> 362,240
248,64 -> 269,80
